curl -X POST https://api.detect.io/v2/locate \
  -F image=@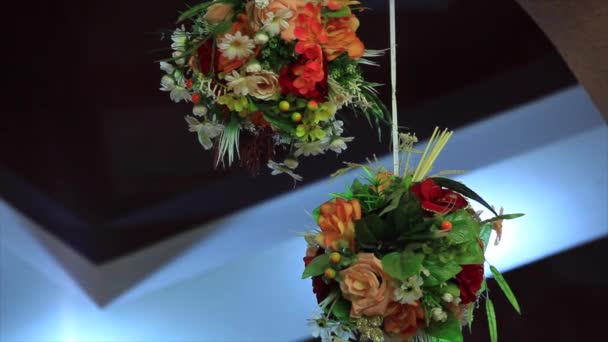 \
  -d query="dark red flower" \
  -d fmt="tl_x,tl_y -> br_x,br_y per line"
279,55 -> 328,102
456,264 -> 484,305
196,40 -> 215,75
411,178 -> 468,215
303,248 -> 337,303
